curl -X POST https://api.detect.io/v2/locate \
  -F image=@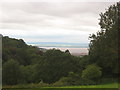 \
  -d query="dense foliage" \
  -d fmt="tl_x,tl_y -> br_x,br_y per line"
3,59 -> 22,85
89,2 -> 119,77
81,64 -> 102,81
34,49 -> 79,83
2,36 -> 43,65
2,2 -> 119,86
2,36 -> 82,85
